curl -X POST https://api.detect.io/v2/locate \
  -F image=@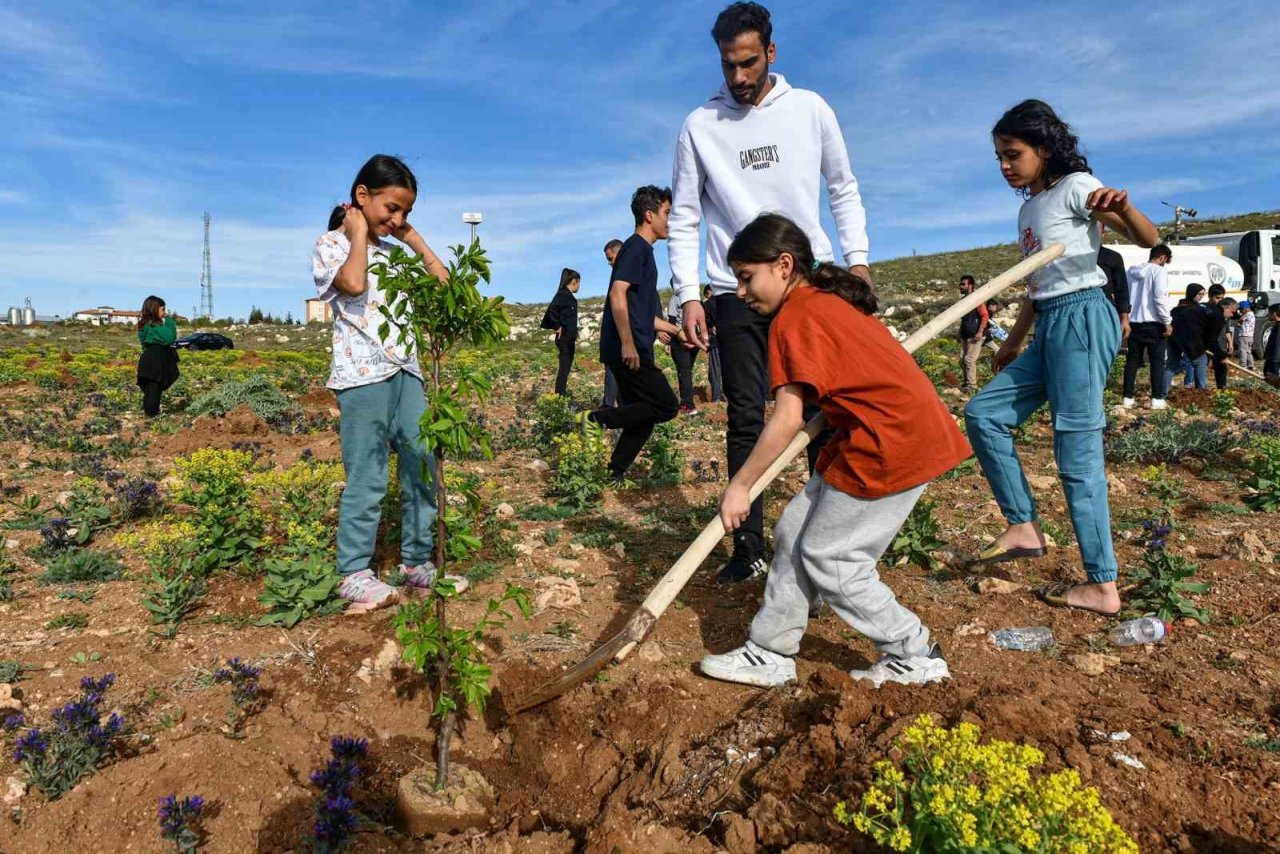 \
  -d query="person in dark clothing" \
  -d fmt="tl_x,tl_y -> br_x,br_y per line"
1097,243 -> 1131,340
136,295 -> 179,417
589,187 -> 682,481
543,268 -> 580,395
1167,284 -> 1209,392
601,239 -> 624,407
1205,293 -> 1237,390
1263,304 -> 1280,382
666,286 -> 702,414
703,285 -> 724,402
